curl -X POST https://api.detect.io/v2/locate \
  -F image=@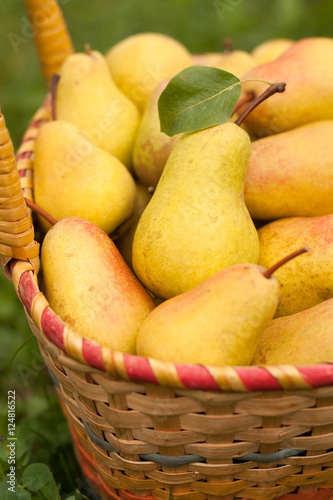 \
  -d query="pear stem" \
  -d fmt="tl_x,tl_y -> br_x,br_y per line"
262,247 -> 309,279
25,198 -> 57,227
51,73 -> 60,121
234,81 -> 286,127
232,92 -> 255,115
85,43 -> 92,55
223,37 -> 233,54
